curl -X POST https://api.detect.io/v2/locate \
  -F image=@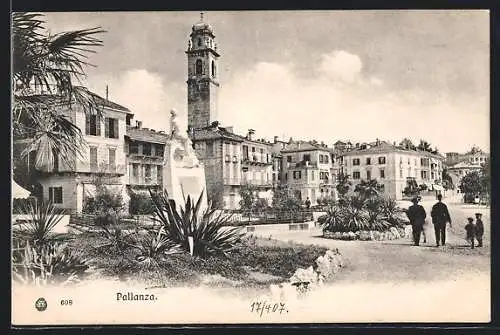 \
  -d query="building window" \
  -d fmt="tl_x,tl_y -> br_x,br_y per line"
85,114 -> 101,136
303,154 -> 311,162
311,171 -> 315,181
130,142 -> 139,154
143,143 -> 152,156
366,157 -> 371,165
108,148 -> 116,172
380,169 -> 385,178
132,164 -> 139,178
155,144 -> 164,157
353,171 -> 361,179
324,155 -> 329,164
157,165 -> 162,185
319,155 -> 324,163
90,147 -> 98,171
105,117 -> 119,139
293,171 -> 301,179
145,165 -> 152,182
195,59 -> 202,75
287,155 -> 292,163
421,171 -> 428,179
400,169 -> 403,178
197,38 -> 201,47
353,158 -> 360,166
52,150 -> 59,172
211,60 -> 216,77
206,142 -> 214,156
242,145 -> 249,160
49,187 -> 63,204
367,170 -> 371,180
378,156 -> 386,164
